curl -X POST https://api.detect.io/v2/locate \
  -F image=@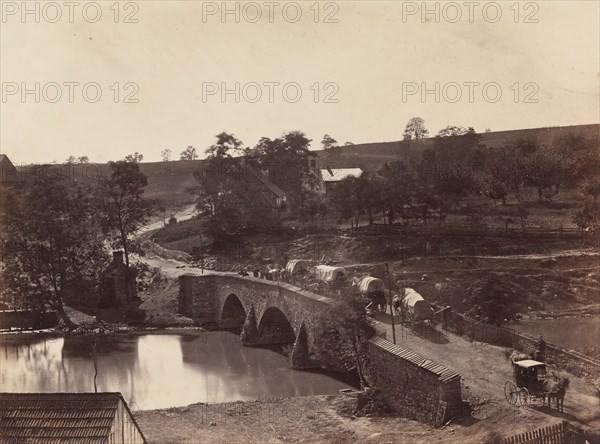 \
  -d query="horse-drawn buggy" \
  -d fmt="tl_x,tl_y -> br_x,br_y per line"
505,352 -> 568,411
